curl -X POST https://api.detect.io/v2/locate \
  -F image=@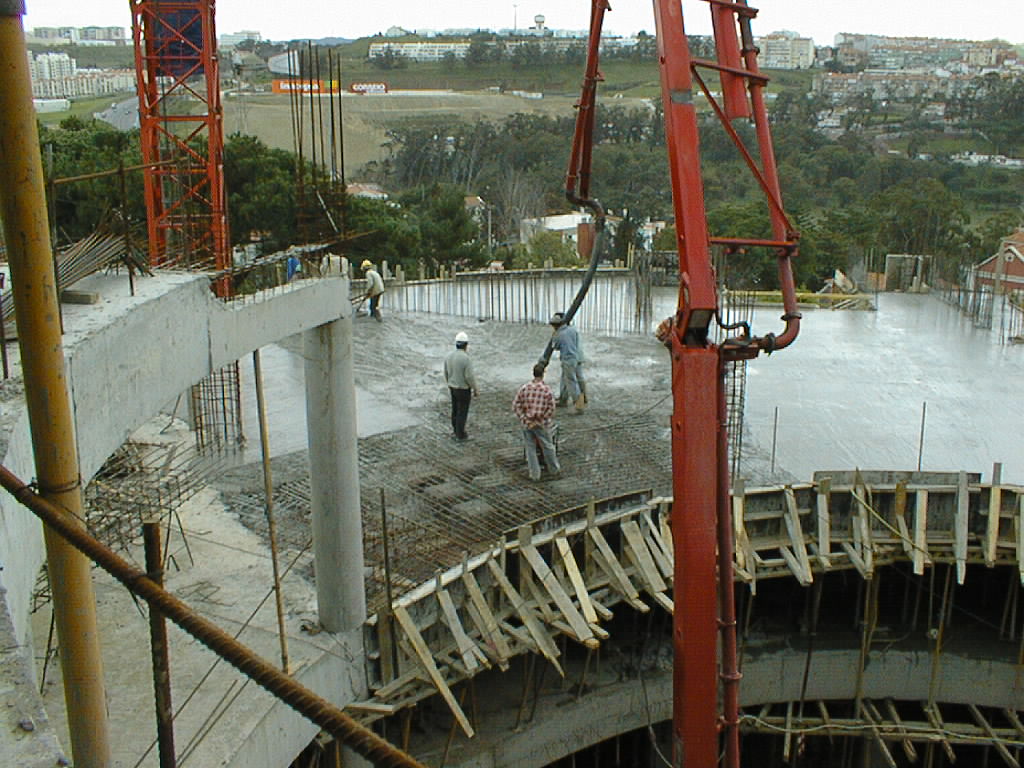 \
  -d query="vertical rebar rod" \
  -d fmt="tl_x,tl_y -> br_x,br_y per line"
253,349 -> 290,673
0,10 -> 111,766
144,521 -> 177,768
